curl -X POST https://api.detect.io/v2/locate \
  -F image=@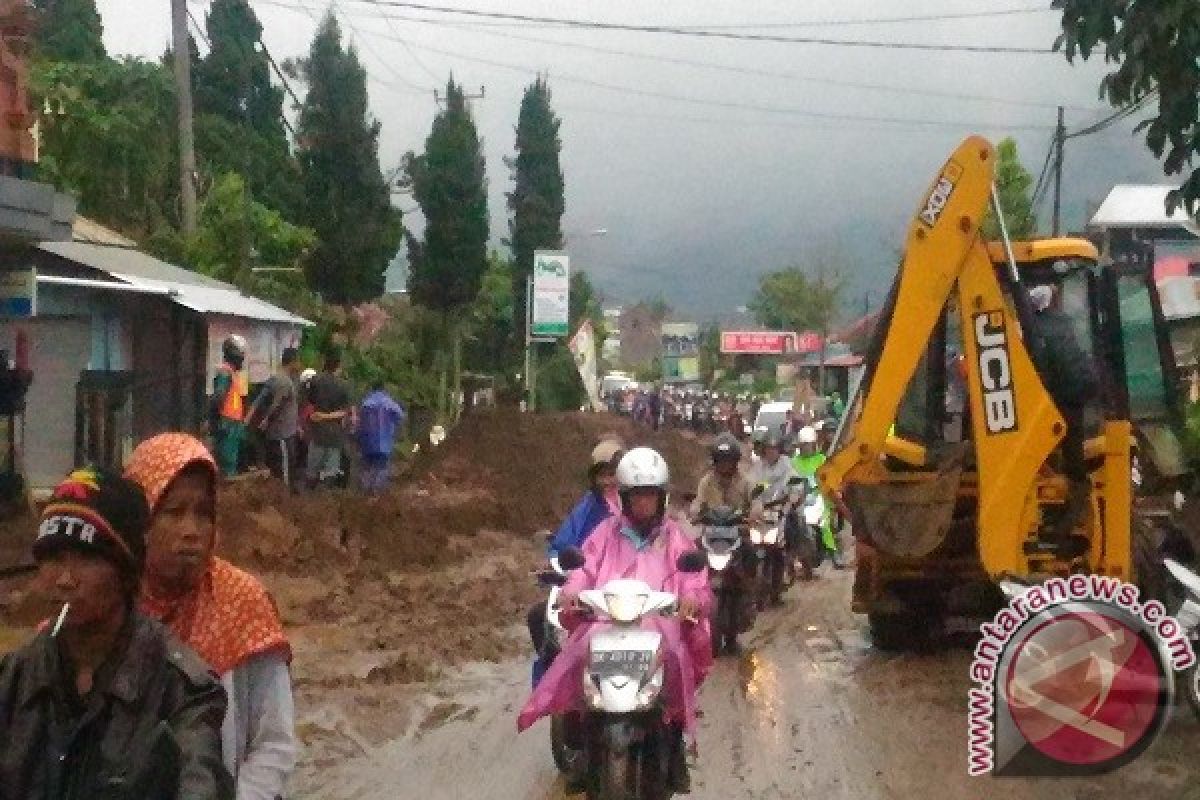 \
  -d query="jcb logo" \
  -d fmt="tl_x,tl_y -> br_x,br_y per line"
919,161 -> 963,228
974,312 -> 1018,434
